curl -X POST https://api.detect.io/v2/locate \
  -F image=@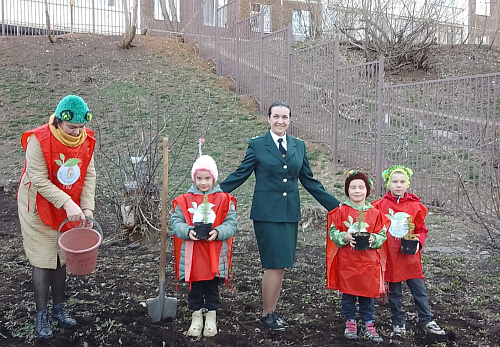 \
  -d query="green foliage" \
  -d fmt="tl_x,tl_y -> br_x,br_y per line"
198,194 -> 211,224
